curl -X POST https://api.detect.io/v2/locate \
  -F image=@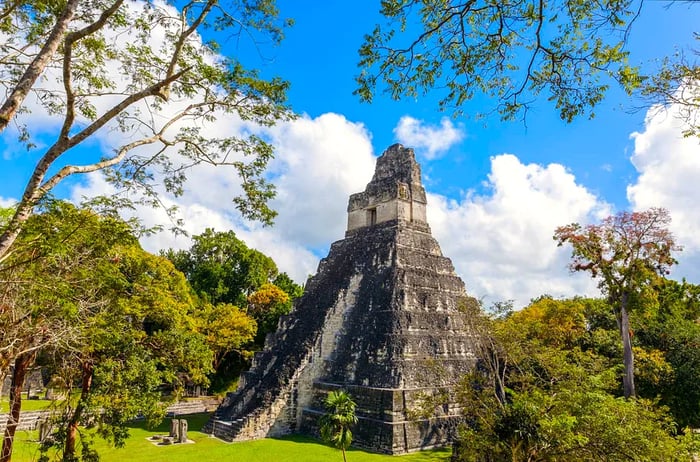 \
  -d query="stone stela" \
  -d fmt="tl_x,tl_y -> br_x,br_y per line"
169,418 -> 188,444
205,144 -> 478,454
